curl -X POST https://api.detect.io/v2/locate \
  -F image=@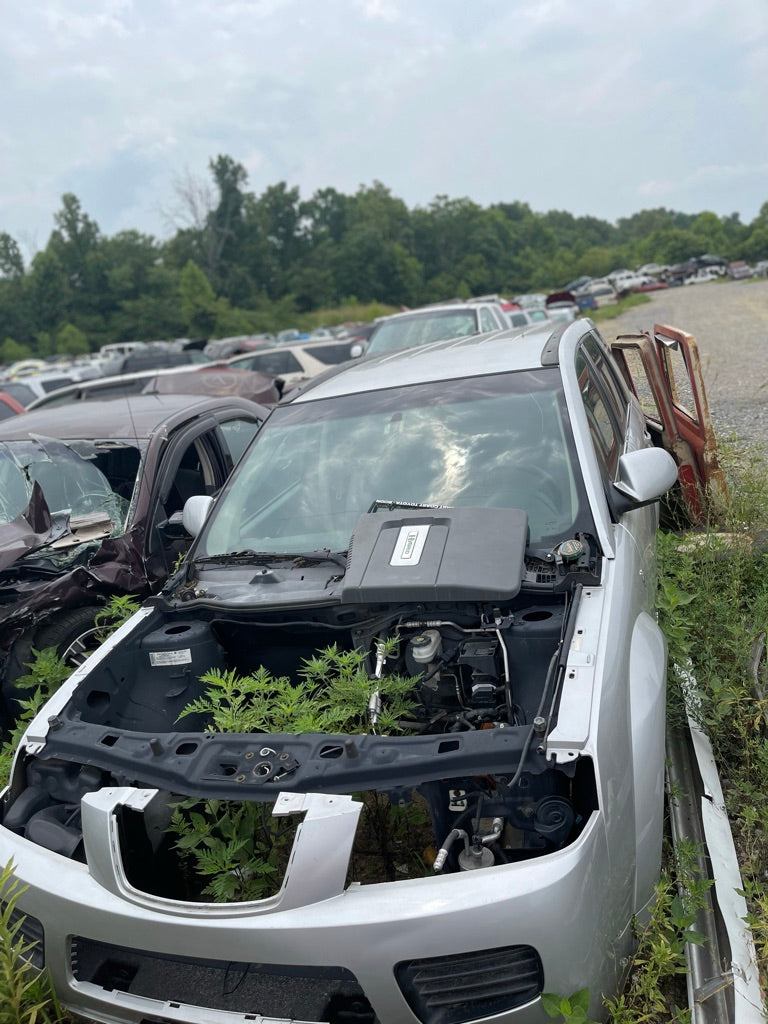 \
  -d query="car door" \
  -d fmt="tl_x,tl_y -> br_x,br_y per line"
146,412 -> 262,579
574,331 -> 668,915
608,324 -> 728,526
